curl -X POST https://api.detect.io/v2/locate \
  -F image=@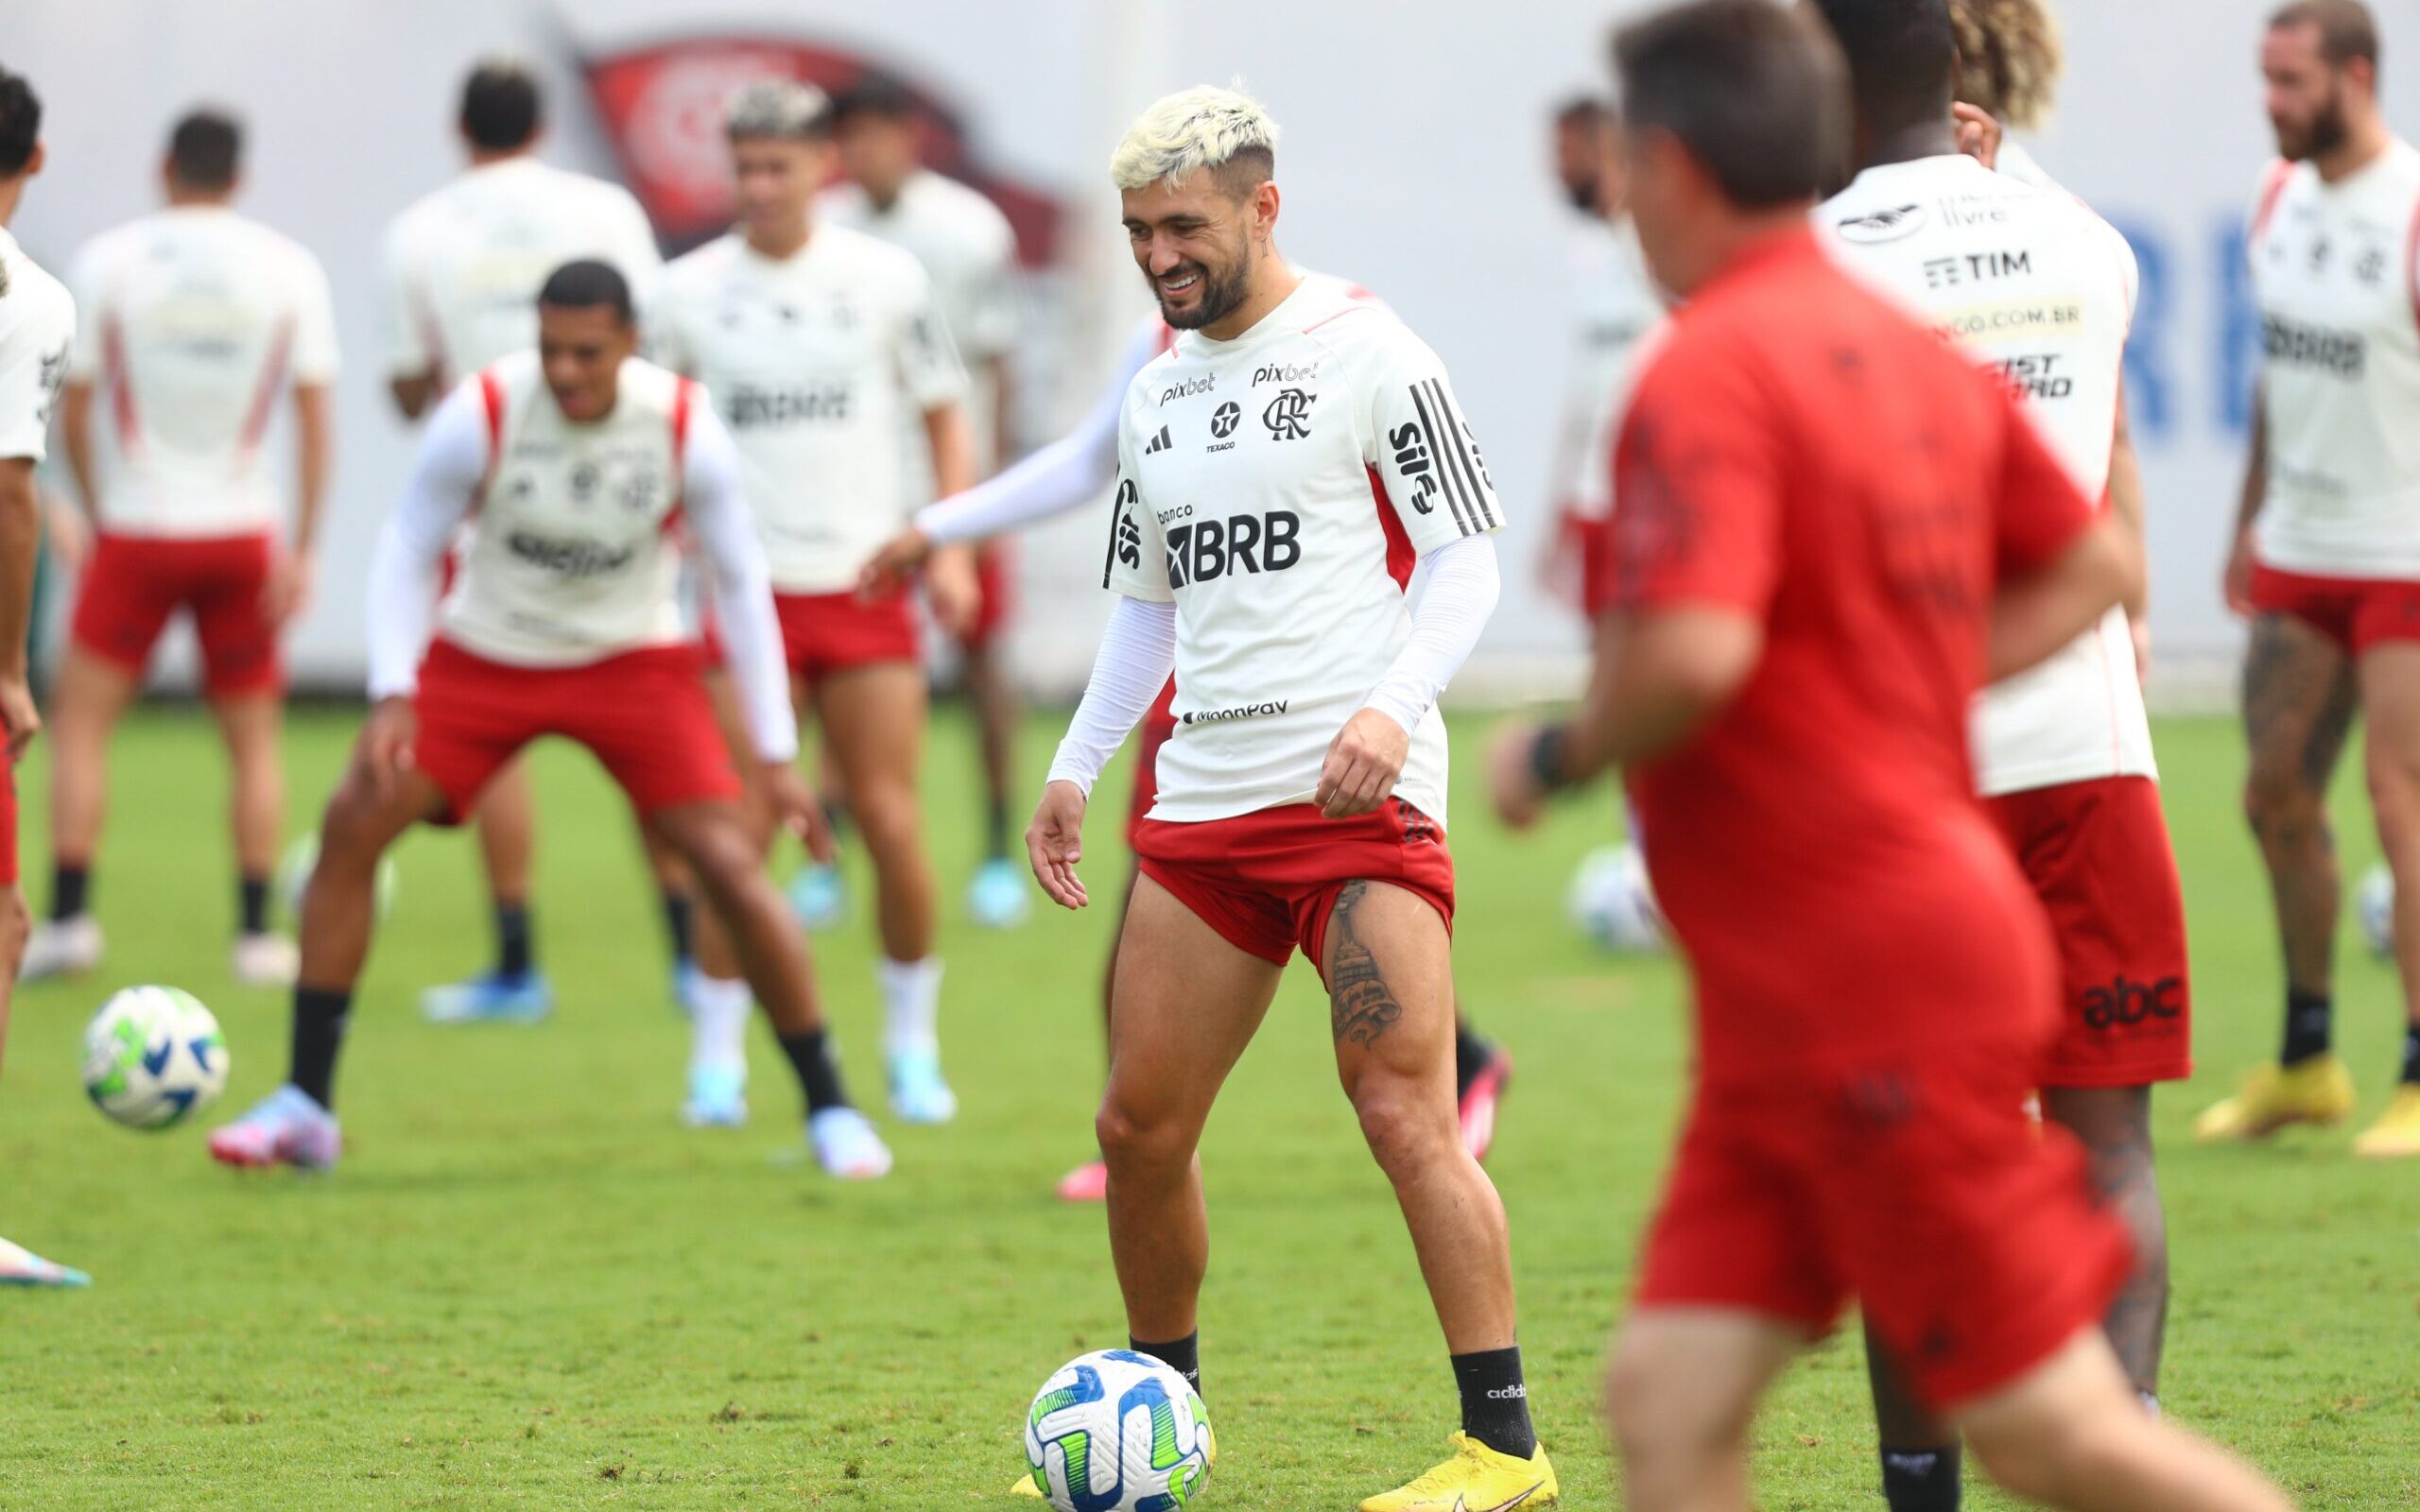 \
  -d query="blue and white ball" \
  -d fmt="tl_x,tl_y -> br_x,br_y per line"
1024,1349 -> 1212,1512
1566,842 -> 1666,953
81,986 -> 229,1130
2358,862 -> 2396,959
